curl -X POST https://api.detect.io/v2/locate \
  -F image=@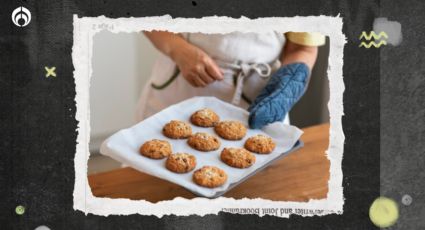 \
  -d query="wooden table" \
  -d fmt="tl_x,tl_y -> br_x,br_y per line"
88,123 -> 330,202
